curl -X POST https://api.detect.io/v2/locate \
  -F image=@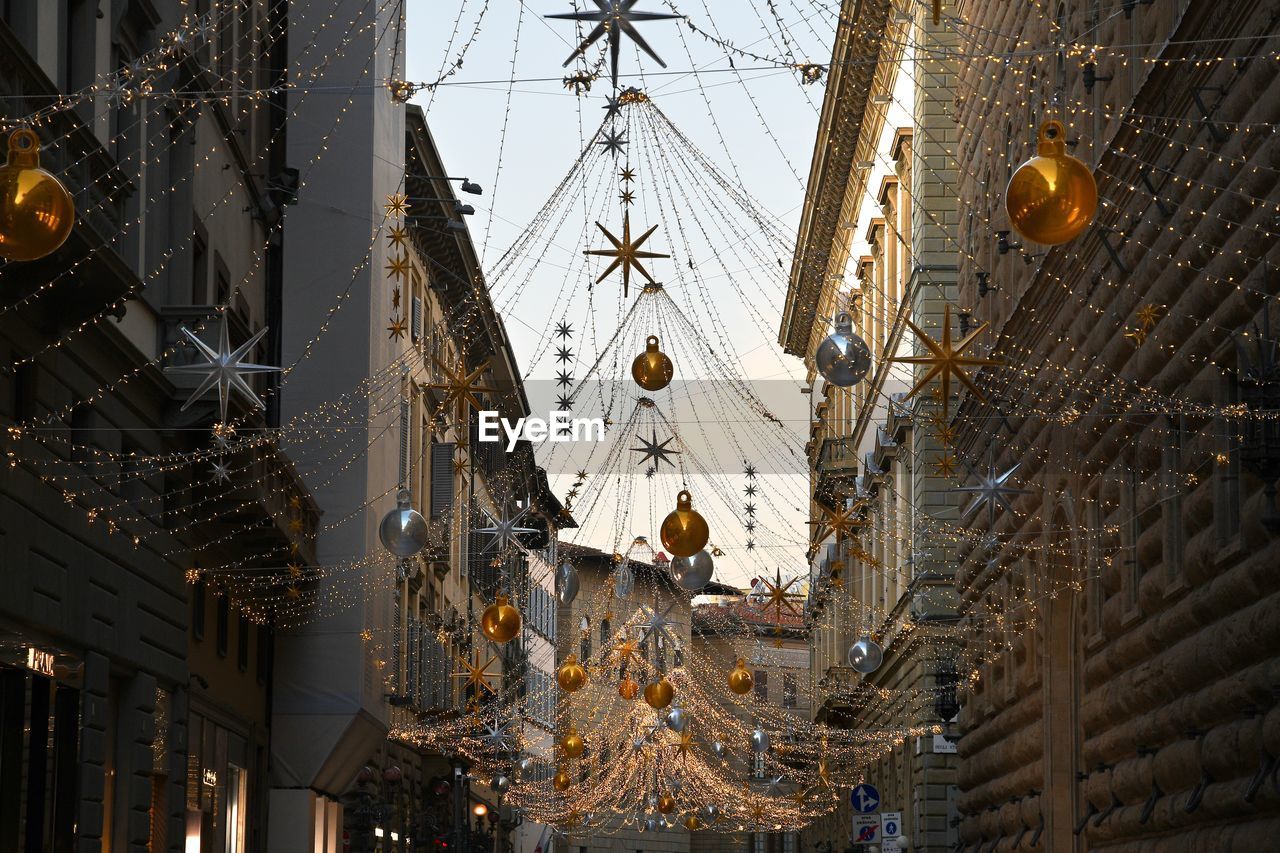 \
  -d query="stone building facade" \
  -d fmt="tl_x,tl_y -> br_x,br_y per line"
781,0 -> 964,849
948,1 -> 1280,849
